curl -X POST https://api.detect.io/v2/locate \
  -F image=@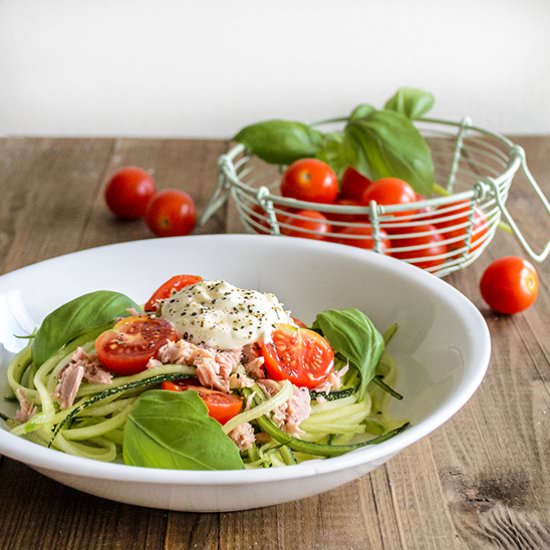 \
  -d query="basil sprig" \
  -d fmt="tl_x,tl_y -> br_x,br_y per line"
312,308 -> 384,399
123,390 -> 245,470
32,290 -> 140,366
234,87 -> 435,194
